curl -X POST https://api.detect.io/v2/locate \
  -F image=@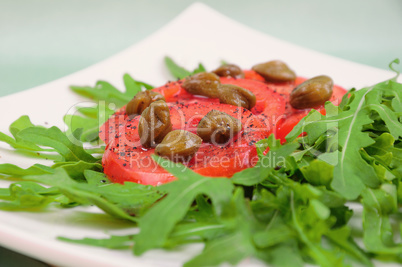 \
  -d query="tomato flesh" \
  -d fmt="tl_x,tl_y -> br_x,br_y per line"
100,99 -> 269,185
